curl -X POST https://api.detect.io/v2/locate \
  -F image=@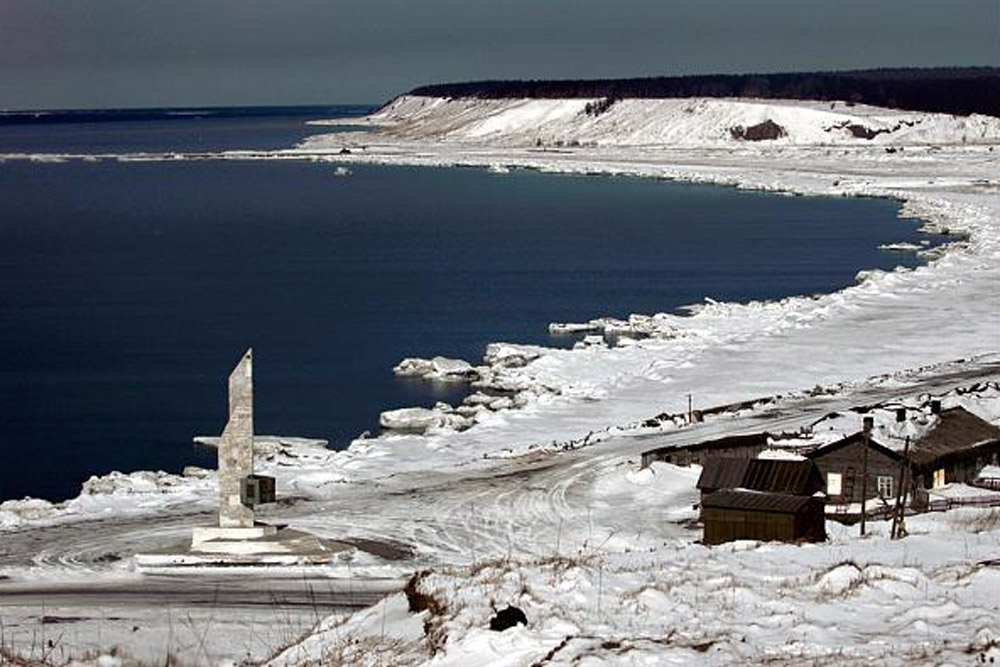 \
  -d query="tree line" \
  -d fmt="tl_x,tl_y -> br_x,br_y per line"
406,68 -> 1000,118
